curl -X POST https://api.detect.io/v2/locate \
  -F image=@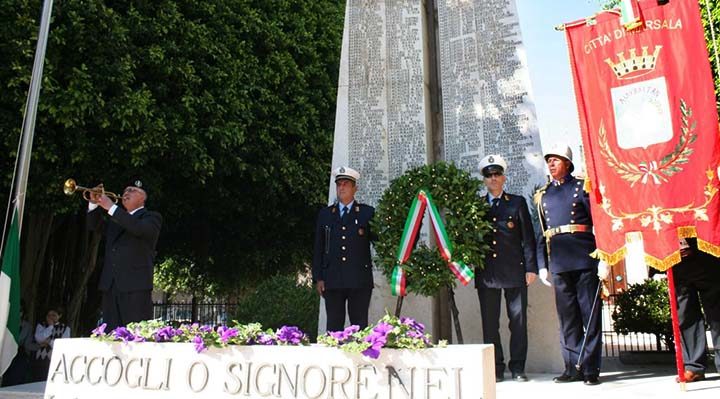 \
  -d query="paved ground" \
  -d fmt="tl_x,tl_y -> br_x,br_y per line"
497,367 -> 720,399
